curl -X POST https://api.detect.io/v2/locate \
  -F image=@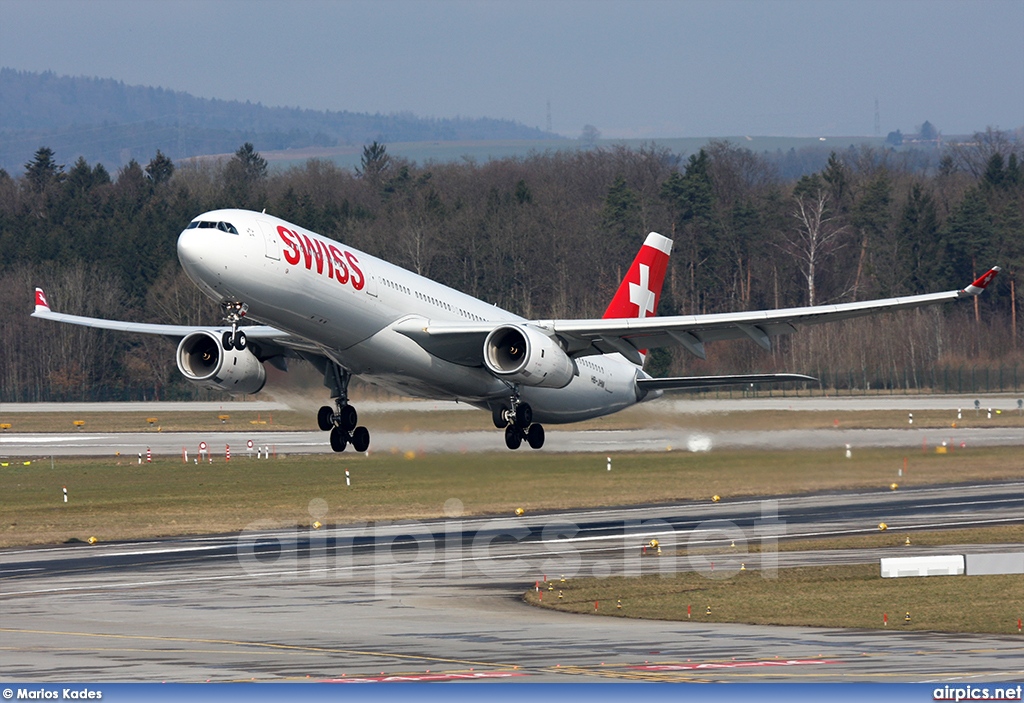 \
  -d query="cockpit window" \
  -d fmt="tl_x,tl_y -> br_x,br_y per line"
188,220 -> 238,233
